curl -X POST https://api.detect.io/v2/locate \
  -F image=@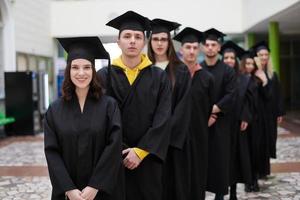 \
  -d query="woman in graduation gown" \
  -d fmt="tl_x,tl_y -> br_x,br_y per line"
221,42 -> 252,200
98,11 -> 172,200
44,37 -> 124,200
239,52 -> 272,192
147,19 -> 191,200
252,41 -> 285,160
173,27 -> 214,200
